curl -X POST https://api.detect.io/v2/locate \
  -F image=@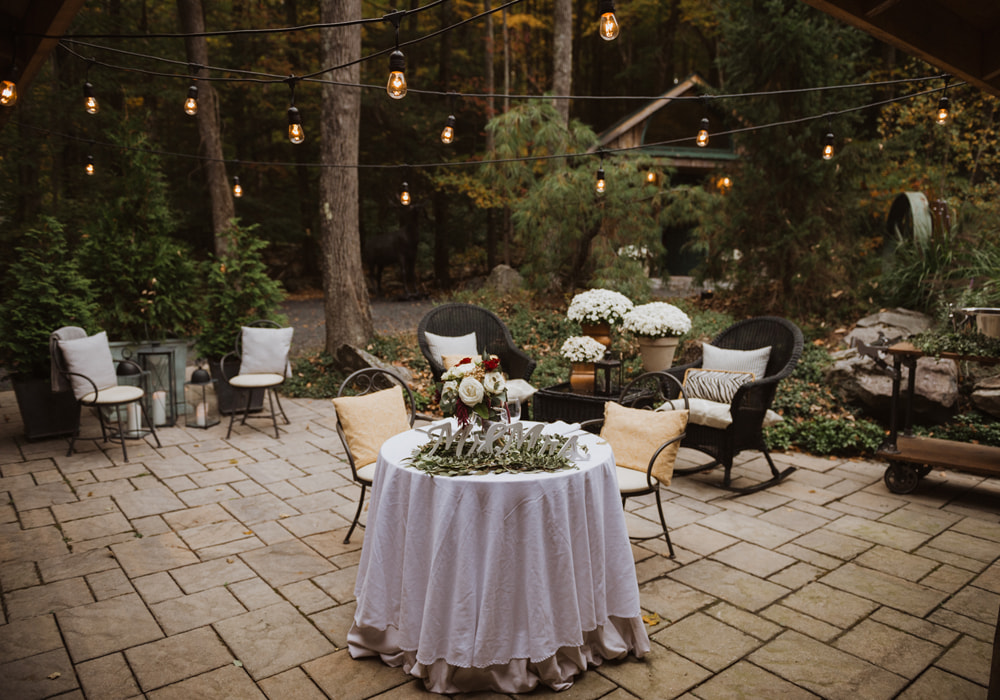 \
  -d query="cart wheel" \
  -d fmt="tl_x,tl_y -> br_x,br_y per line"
917,465 -> 933,478
884,462 -> 920,494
